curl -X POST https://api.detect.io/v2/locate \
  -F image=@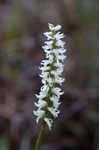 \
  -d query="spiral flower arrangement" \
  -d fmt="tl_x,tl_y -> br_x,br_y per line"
33,23 -> 66,150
